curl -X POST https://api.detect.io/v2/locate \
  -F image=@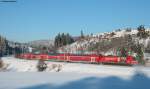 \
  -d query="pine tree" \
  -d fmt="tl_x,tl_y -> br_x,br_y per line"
61,33 -> 66,45
131,43 -> 145,64
66,33 -> 70,45
80,30 -> 84,39
137,25 -> 149,38
120,47 -> 128,57
0,36 -> 6,56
